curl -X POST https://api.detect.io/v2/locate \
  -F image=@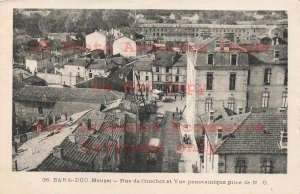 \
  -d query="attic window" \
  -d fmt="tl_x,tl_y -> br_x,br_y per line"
280,127 -> 287,148
217,127 -> 222,139
263,128 -> 270,134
